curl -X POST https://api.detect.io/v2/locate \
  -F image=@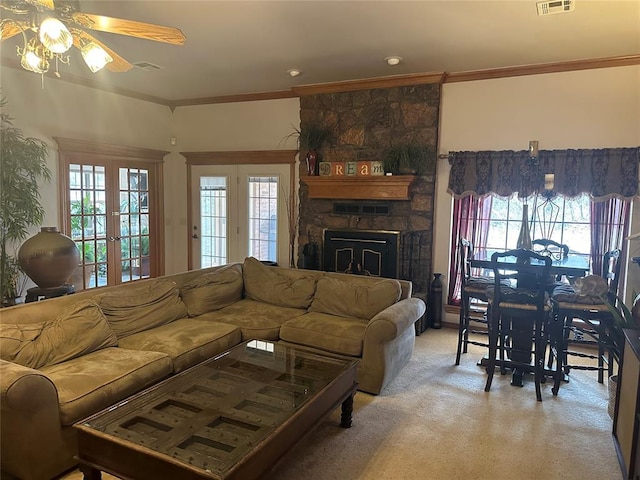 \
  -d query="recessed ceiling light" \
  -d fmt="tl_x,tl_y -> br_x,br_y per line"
288,69 -> 302,77
385,56 -> 403,66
